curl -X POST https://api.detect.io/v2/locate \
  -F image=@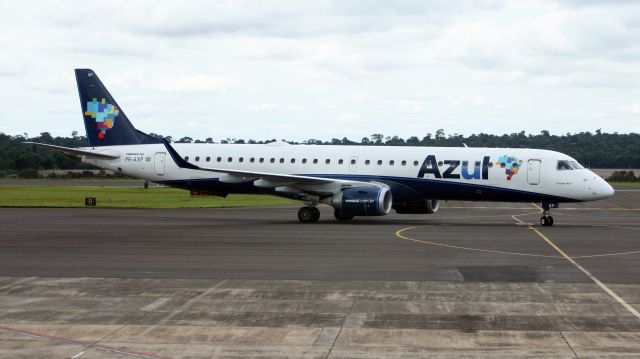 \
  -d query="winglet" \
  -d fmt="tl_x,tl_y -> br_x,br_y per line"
161,138 -> 200,170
